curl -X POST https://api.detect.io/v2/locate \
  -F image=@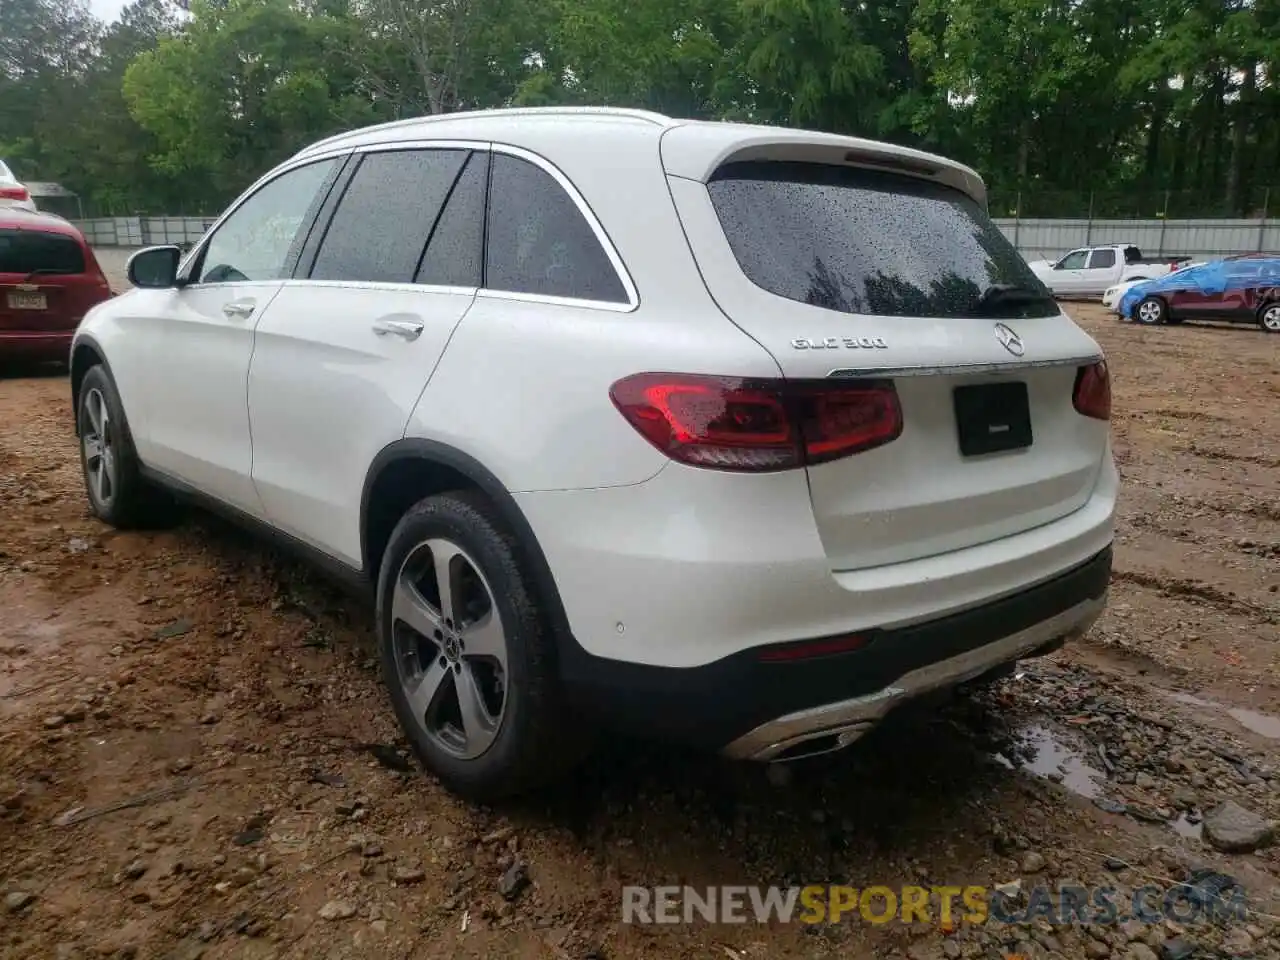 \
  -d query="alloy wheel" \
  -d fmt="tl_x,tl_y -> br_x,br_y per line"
1137,300 -> 1163,324
1262,304 -> 1280,332
81,387 -> 115,508
391,538 -> 508,760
